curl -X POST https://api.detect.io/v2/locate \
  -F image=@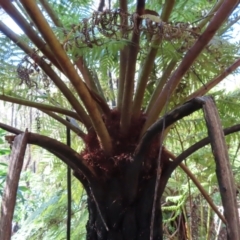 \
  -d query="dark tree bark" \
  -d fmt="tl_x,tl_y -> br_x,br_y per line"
81,165 -> 163,240
0,130 -> 28,240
